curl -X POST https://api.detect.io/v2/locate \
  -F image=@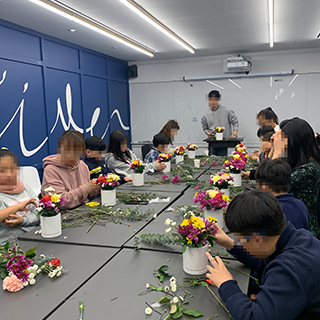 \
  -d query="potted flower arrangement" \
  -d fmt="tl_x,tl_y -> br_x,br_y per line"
158,152 -> 172,173
173,146 -> 186,164
214,126 -> 225,140
38,187 -> 65,238
164,216 -> 217,275
192,189 -> 230,228
223,153 -> 247,186
130,159 -> 145,186
208,172 -> 234,197
96,174 -> 120,206
186,144 -> 198,159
